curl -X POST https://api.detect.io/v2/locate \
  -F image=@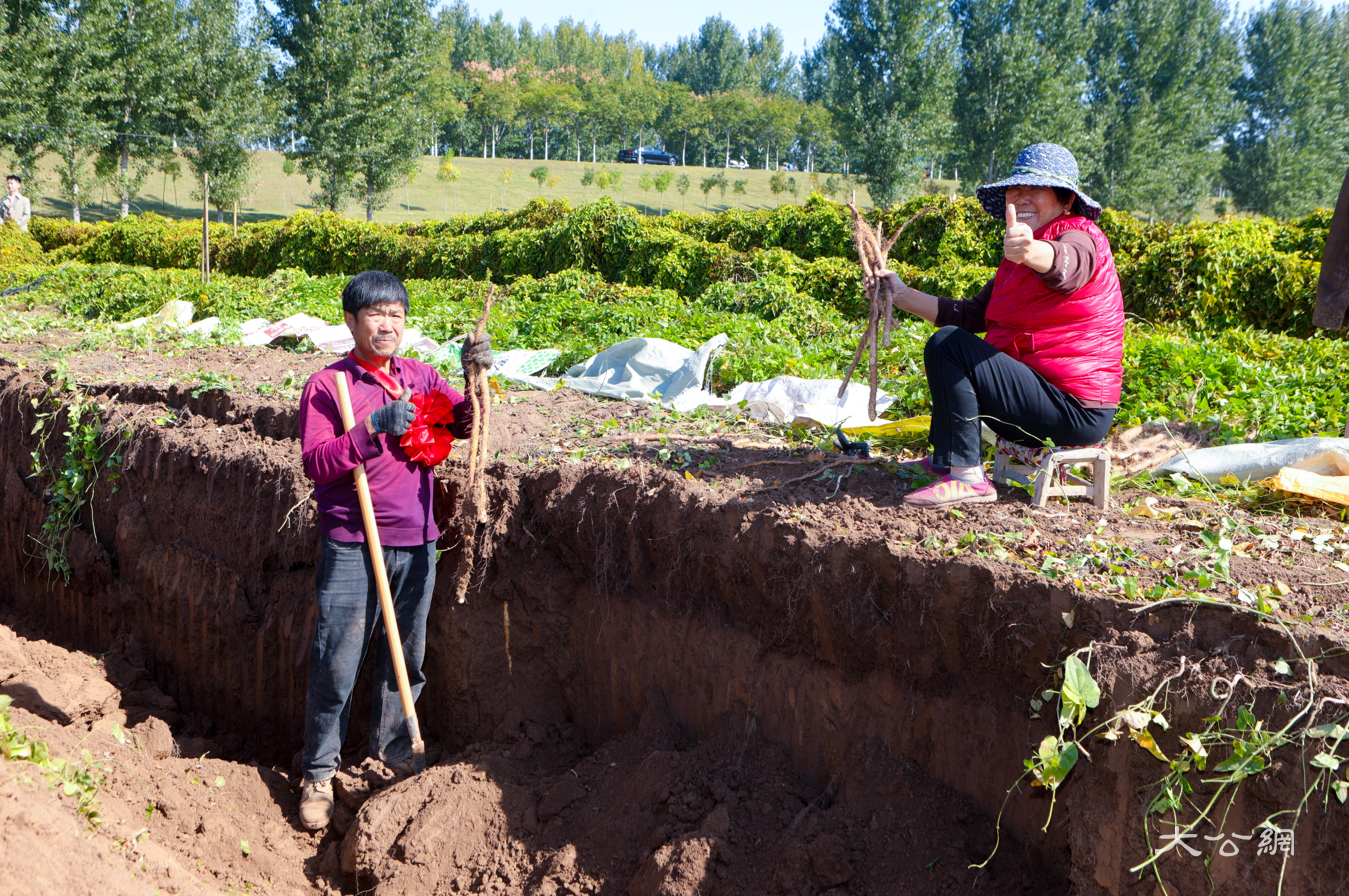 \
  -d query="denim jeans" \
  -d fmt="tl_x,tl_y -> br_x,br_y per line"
302,537 -> 435,783
925,326 -> 1116,468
